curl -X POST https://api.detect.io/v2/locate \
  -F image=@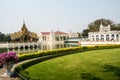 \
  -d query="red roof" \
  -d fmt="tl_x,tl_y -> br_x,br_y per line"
41,32 -> 50,35
54,31 -> 68,35
41,31 -> 68,35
